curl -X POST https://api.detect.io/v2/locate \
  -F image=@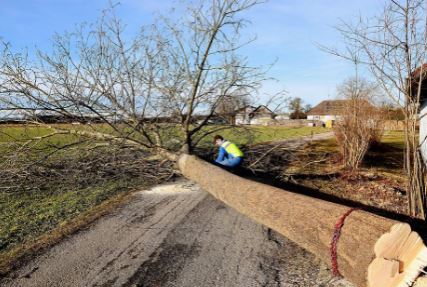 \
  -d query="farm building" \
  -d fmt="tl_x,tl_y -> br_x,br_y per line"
307,99 -> 374,127
306,100 -> 348,125
235,105 -> 275,125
